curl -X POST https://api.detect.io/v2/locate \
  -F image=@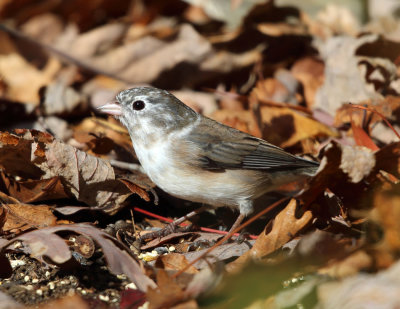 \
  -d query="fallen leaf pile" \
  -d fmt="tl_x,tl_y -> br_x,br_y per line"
1,0 -> 400,308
